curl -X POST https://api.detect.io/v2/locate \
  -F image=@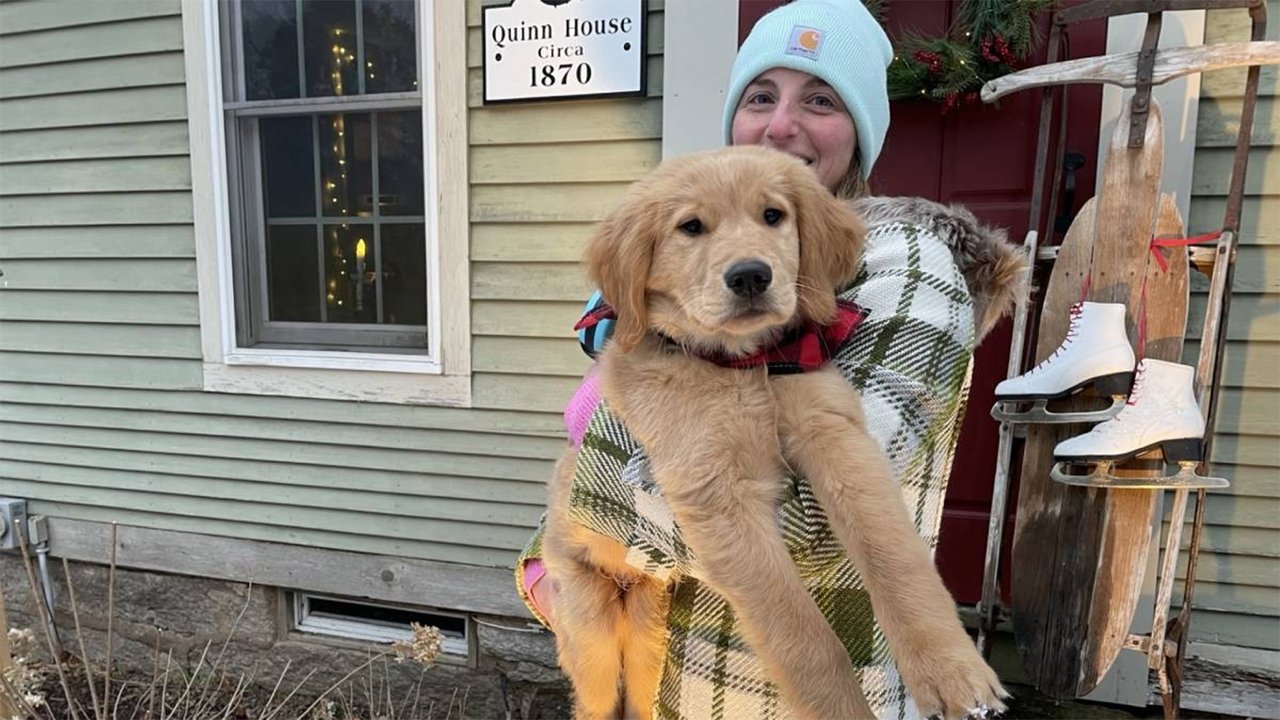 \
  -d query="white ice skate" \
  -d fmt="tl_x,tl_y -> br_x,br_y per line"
991,301 -> 1136,424
1051,358 -> 1229,489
